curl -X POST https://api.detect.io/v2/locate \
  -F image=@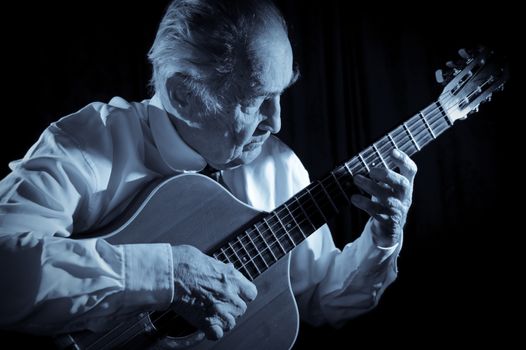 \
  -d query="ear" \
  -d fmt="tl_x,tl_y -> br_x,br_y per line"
165,73 -> 192,109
